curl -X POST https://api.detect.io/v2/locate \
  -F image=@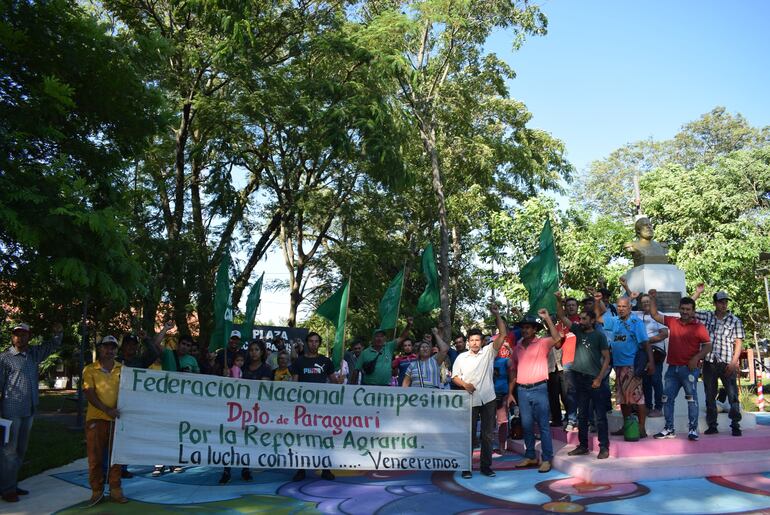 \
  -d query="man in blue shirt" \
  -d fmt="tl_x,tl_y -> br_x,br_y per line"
600,297 -> 654,438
